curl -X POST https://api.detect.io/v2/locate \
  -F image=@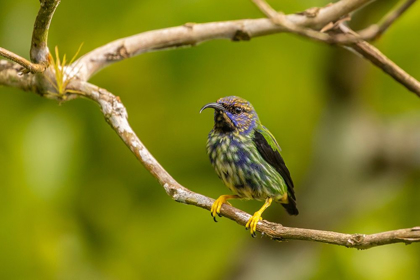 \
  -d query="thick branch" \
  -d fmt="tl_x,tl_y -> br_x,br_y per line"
0,60 -> 36,91
30,0 -> 60,64
74,0 -> 373,80
65,80 -> 420,249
